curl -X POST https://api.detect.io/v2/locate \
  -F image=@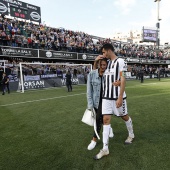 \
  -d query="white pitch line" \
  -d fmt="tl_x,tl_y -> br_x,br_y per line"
141,83 -> 157,86
0,93 -> 86,107
9,84 -> 87,95
126,83 -> 157,88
